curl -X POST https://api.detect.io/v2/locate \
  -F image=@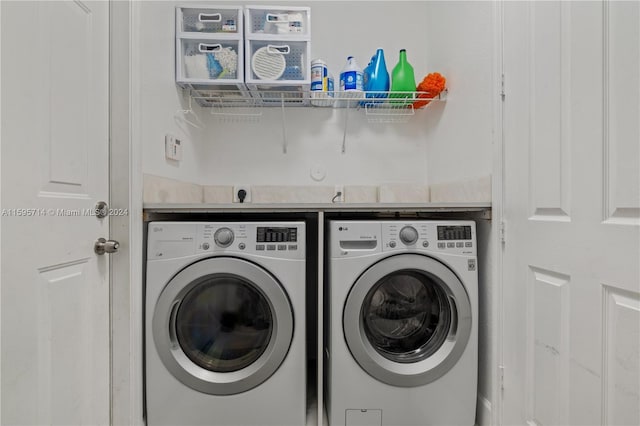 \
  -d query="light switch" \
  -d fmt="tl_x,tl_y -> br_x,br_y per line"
165,134 -> 183,161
